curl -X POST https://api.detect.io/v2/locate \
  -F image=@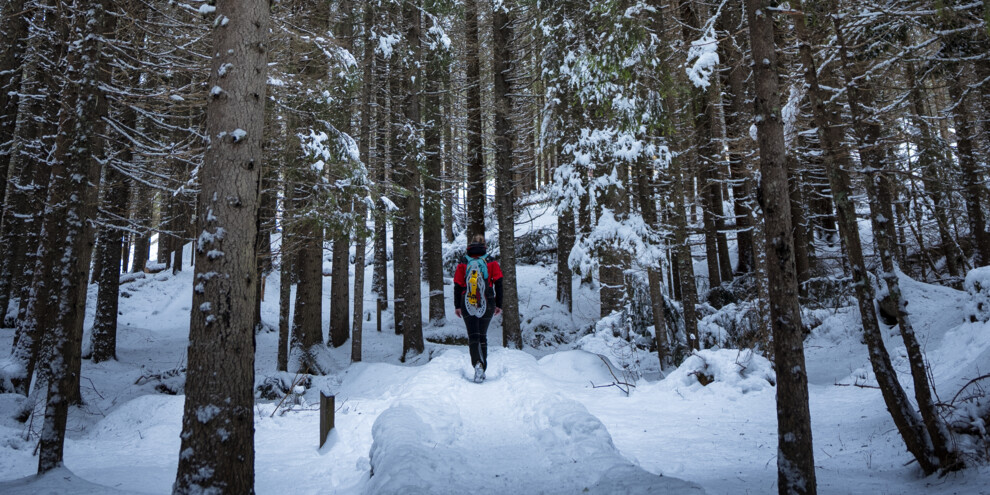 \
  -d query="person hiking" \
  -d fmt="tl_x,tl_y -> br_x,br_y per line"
454,234 -> 503,383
